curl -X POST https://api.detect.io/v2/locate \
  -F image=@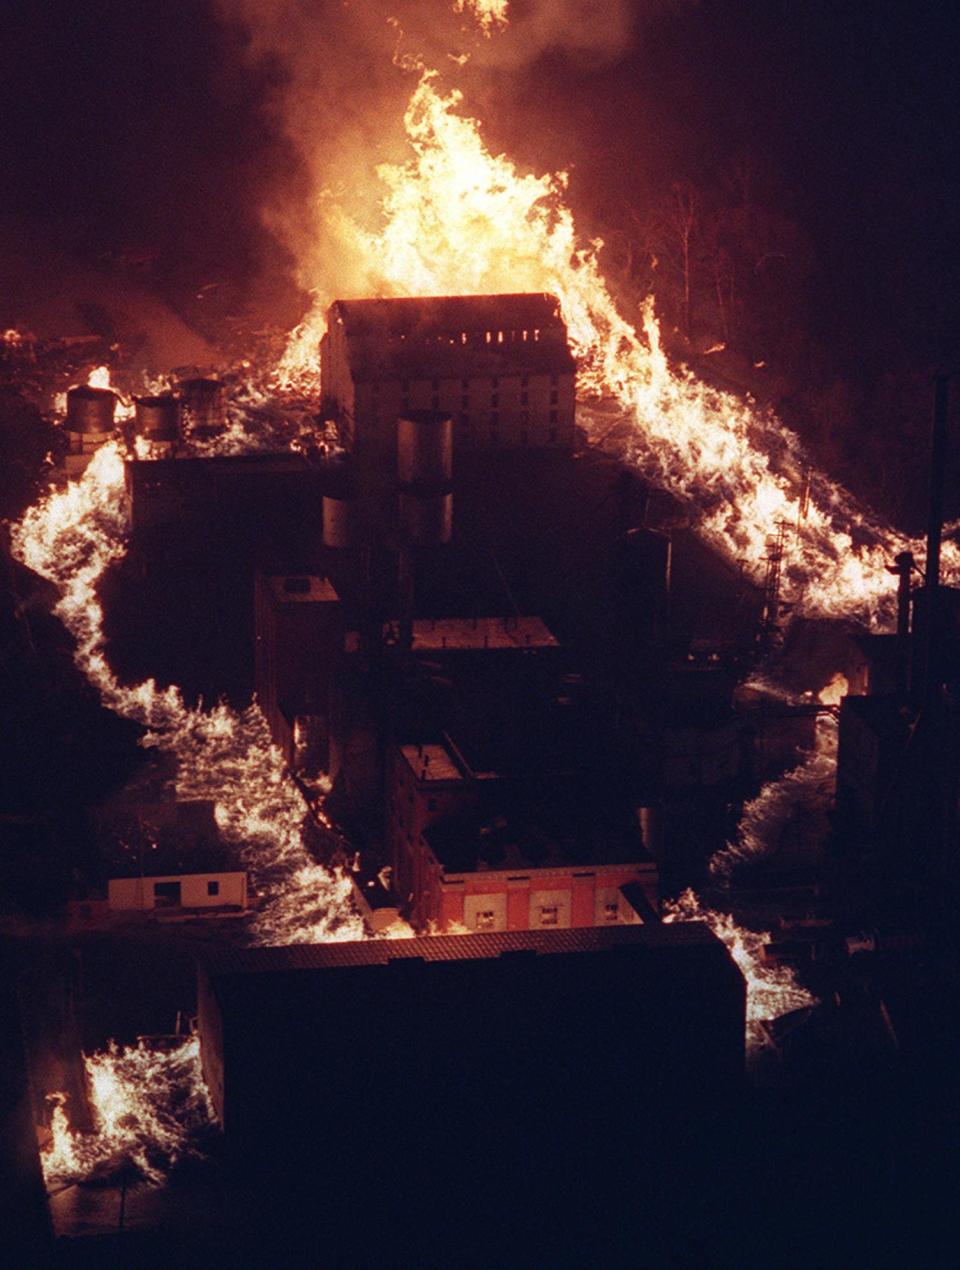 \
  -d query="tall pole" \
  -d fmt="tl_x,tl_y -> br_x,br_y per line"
922,375 -> 949,704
